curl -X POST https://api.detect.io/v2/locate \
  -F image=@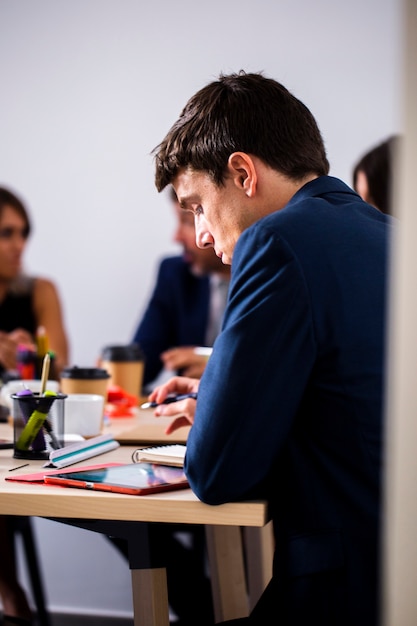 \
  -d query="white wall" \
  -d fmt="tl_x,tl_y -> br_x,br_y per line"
0,0 -> 402,368
0,0 -> 403,618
